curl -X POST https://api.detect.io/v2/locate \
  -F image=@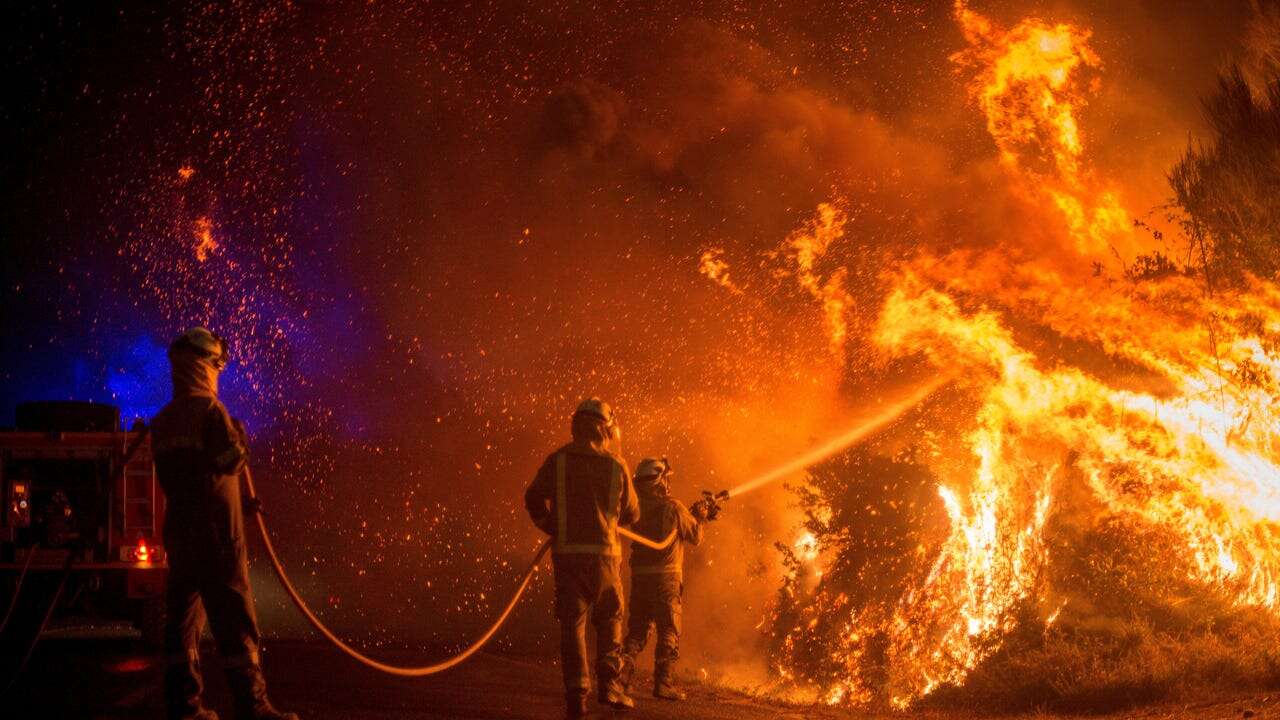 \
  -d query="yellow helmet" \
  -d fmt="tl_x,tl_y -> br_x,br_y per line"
169,327 -> 229,369
573,397 -> 616,429
634,457 -> 671,482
